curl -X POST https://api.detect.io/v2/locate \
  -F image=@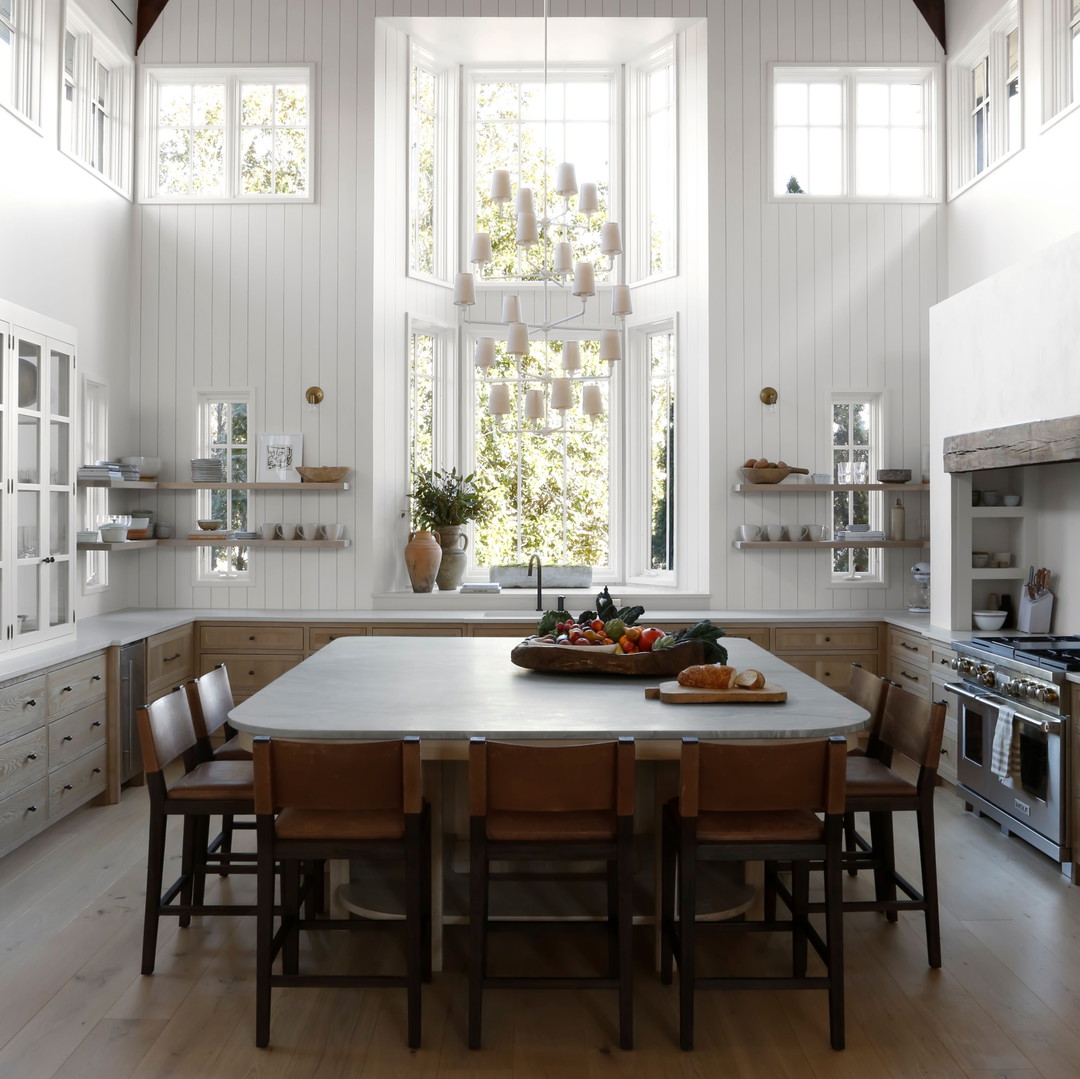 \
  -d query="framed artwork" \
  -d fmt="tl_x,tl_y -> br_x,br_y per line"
256,433 -> 303,482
